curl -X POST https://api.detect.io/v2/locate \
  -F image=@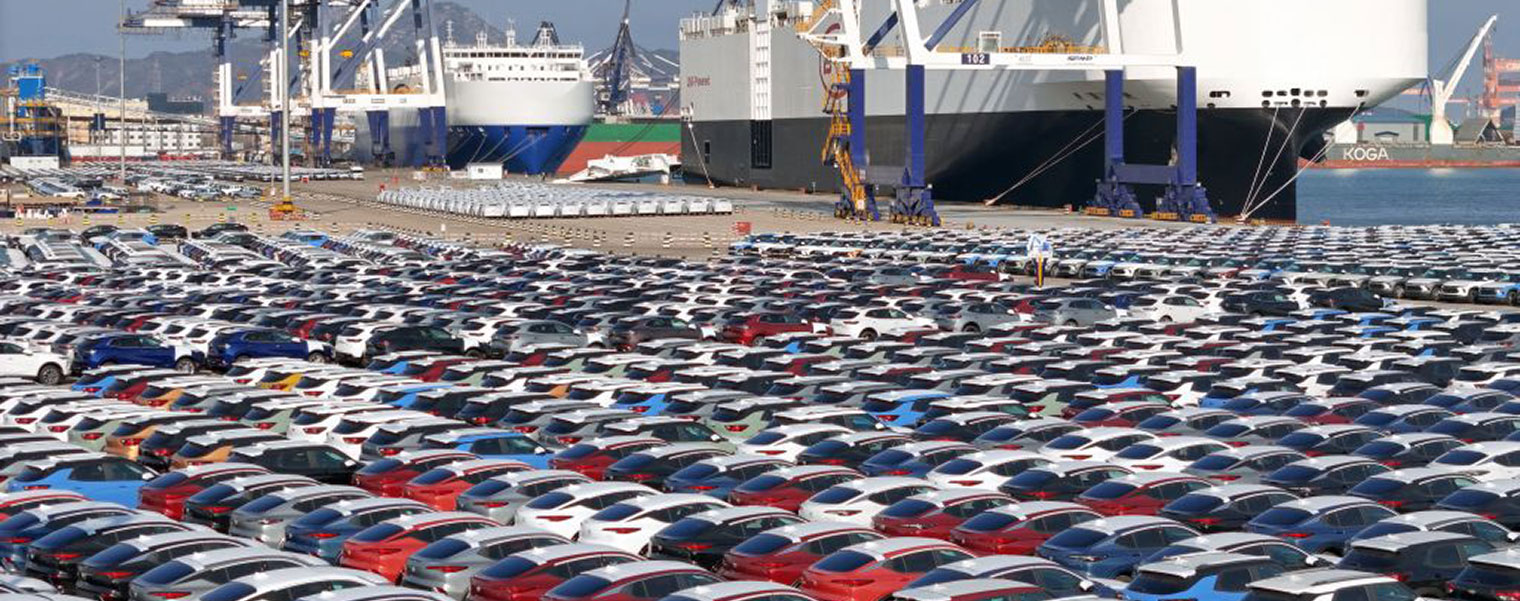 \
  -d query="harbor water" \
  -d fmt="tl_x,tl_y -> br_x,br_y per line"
1297,168 -> 1520,226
